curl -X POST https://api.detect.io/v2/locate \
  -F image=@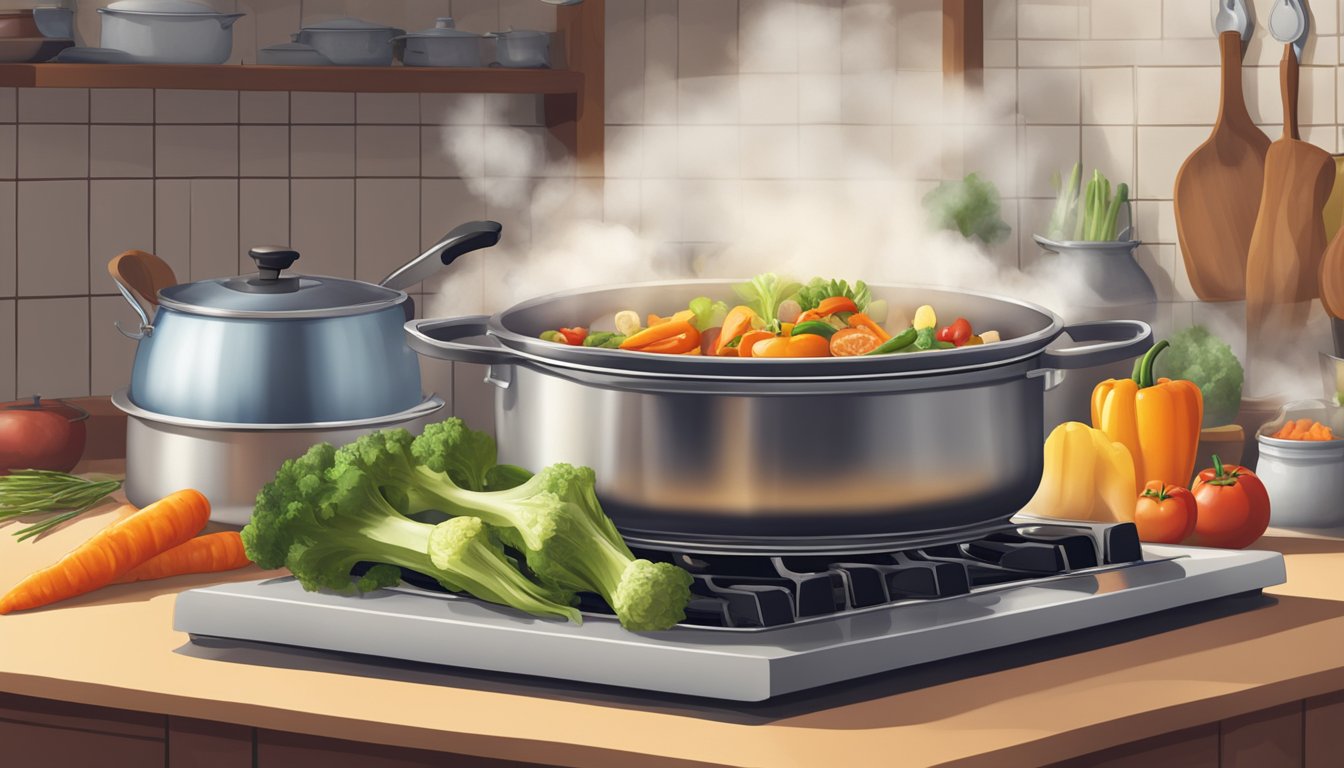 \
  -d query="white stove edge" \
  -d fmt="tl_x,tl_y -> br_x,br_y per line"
172,545 -> 1287,702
